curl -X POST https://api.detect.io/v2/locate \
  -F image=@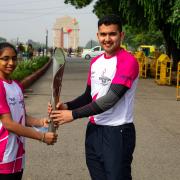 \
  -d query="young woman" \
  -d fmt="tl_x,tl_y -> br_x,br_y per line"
0,42 -> 57,180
